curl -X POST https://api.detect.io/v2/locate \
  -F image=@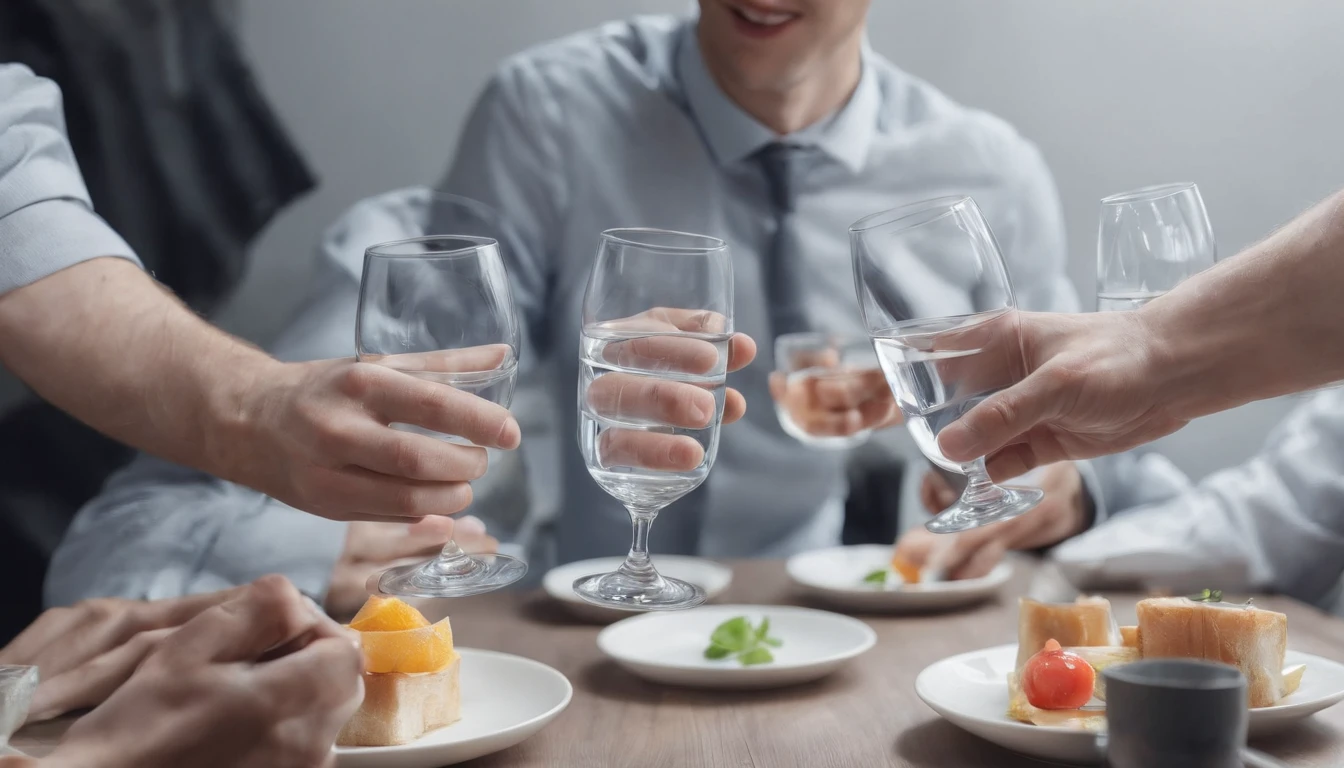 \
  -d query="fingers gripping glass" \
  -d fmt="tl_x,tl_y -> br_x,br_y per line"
356,194 -> 526,597
850,196 -> 1042,534
572,228 -> 733,611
